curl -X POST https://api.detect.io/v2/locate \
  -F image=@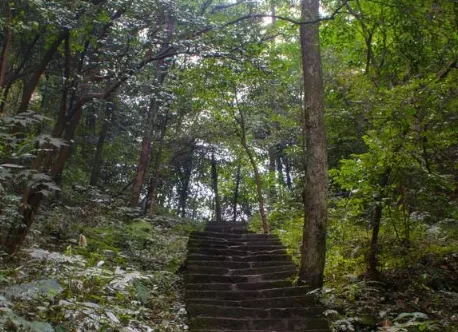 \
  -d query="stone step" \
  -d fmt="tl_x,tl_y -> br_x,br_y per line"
204,229 -> 253,235
187,304 -> 324,319
193,330 -> 329,332
190,231 -> 280,241
188,247 -> 287,256
187,253 -> 293,263
187,260 -> 295,269
189,317 -> 329,330
187,295 -> 316,308
189,241 -> 283,249
187,286 -> 308,301
186,264 -> 296,276
186,270 -> 296,284
188,242 -> 285,251
205,222 -> 248,229
186,280 -> 294,291
185,226 -> 329,332
189,236 -> 282,244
